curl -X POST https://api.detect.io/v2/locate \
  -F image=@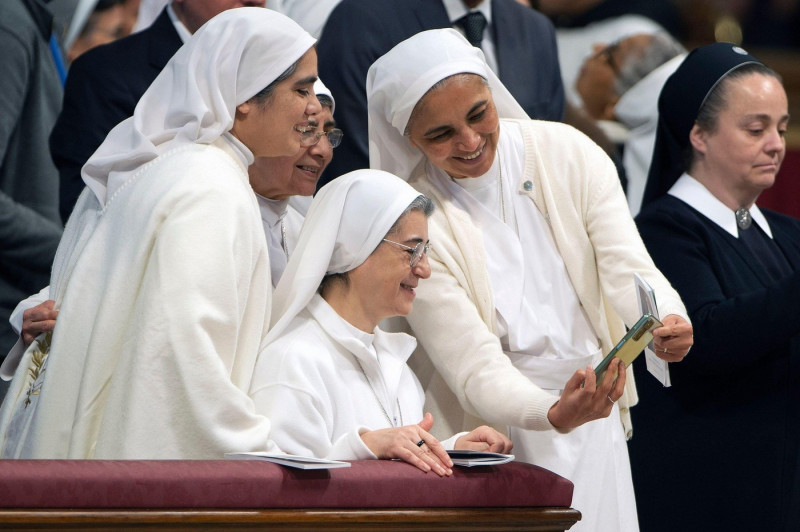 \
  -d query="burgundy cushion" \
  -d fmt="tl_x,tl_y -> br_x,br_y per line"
0,459 -> 573,509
